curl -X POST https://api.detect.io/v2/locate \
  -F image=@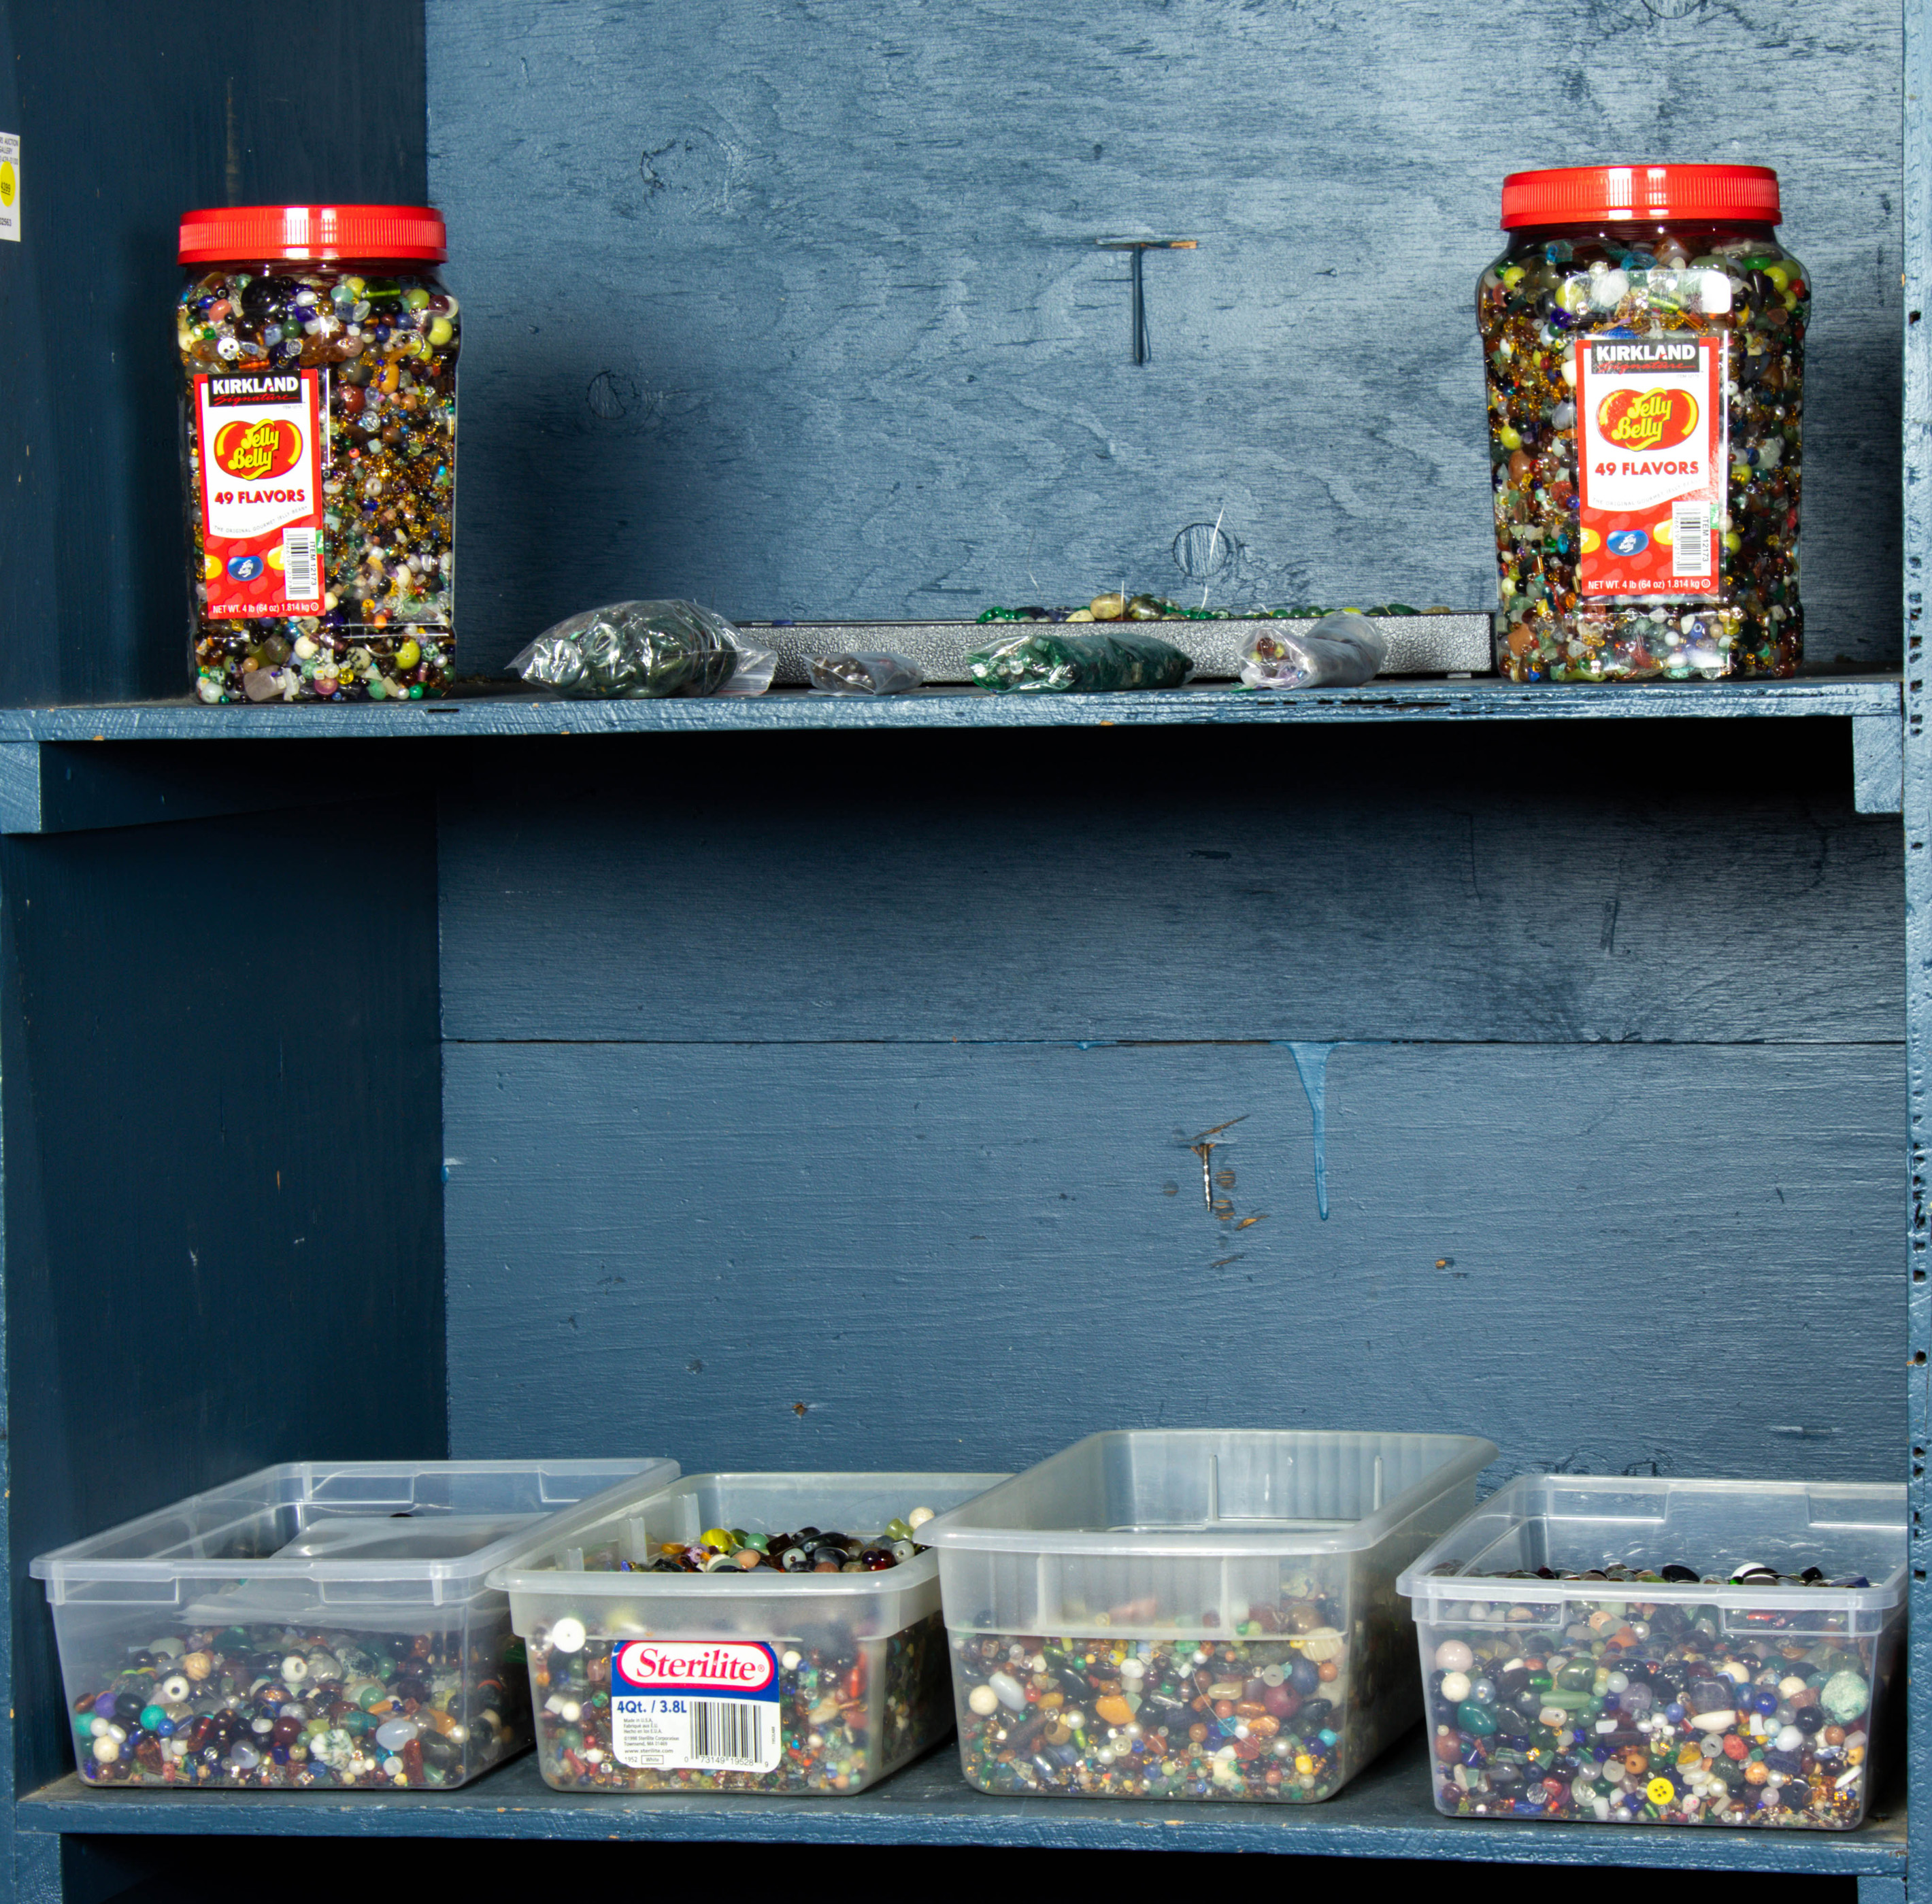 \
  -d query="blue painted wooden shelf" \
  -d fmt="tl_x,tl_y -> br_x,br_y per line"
0,674 -> 1899,740
3,0 -> 1925,1894
14,1739 -> 1909,1871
